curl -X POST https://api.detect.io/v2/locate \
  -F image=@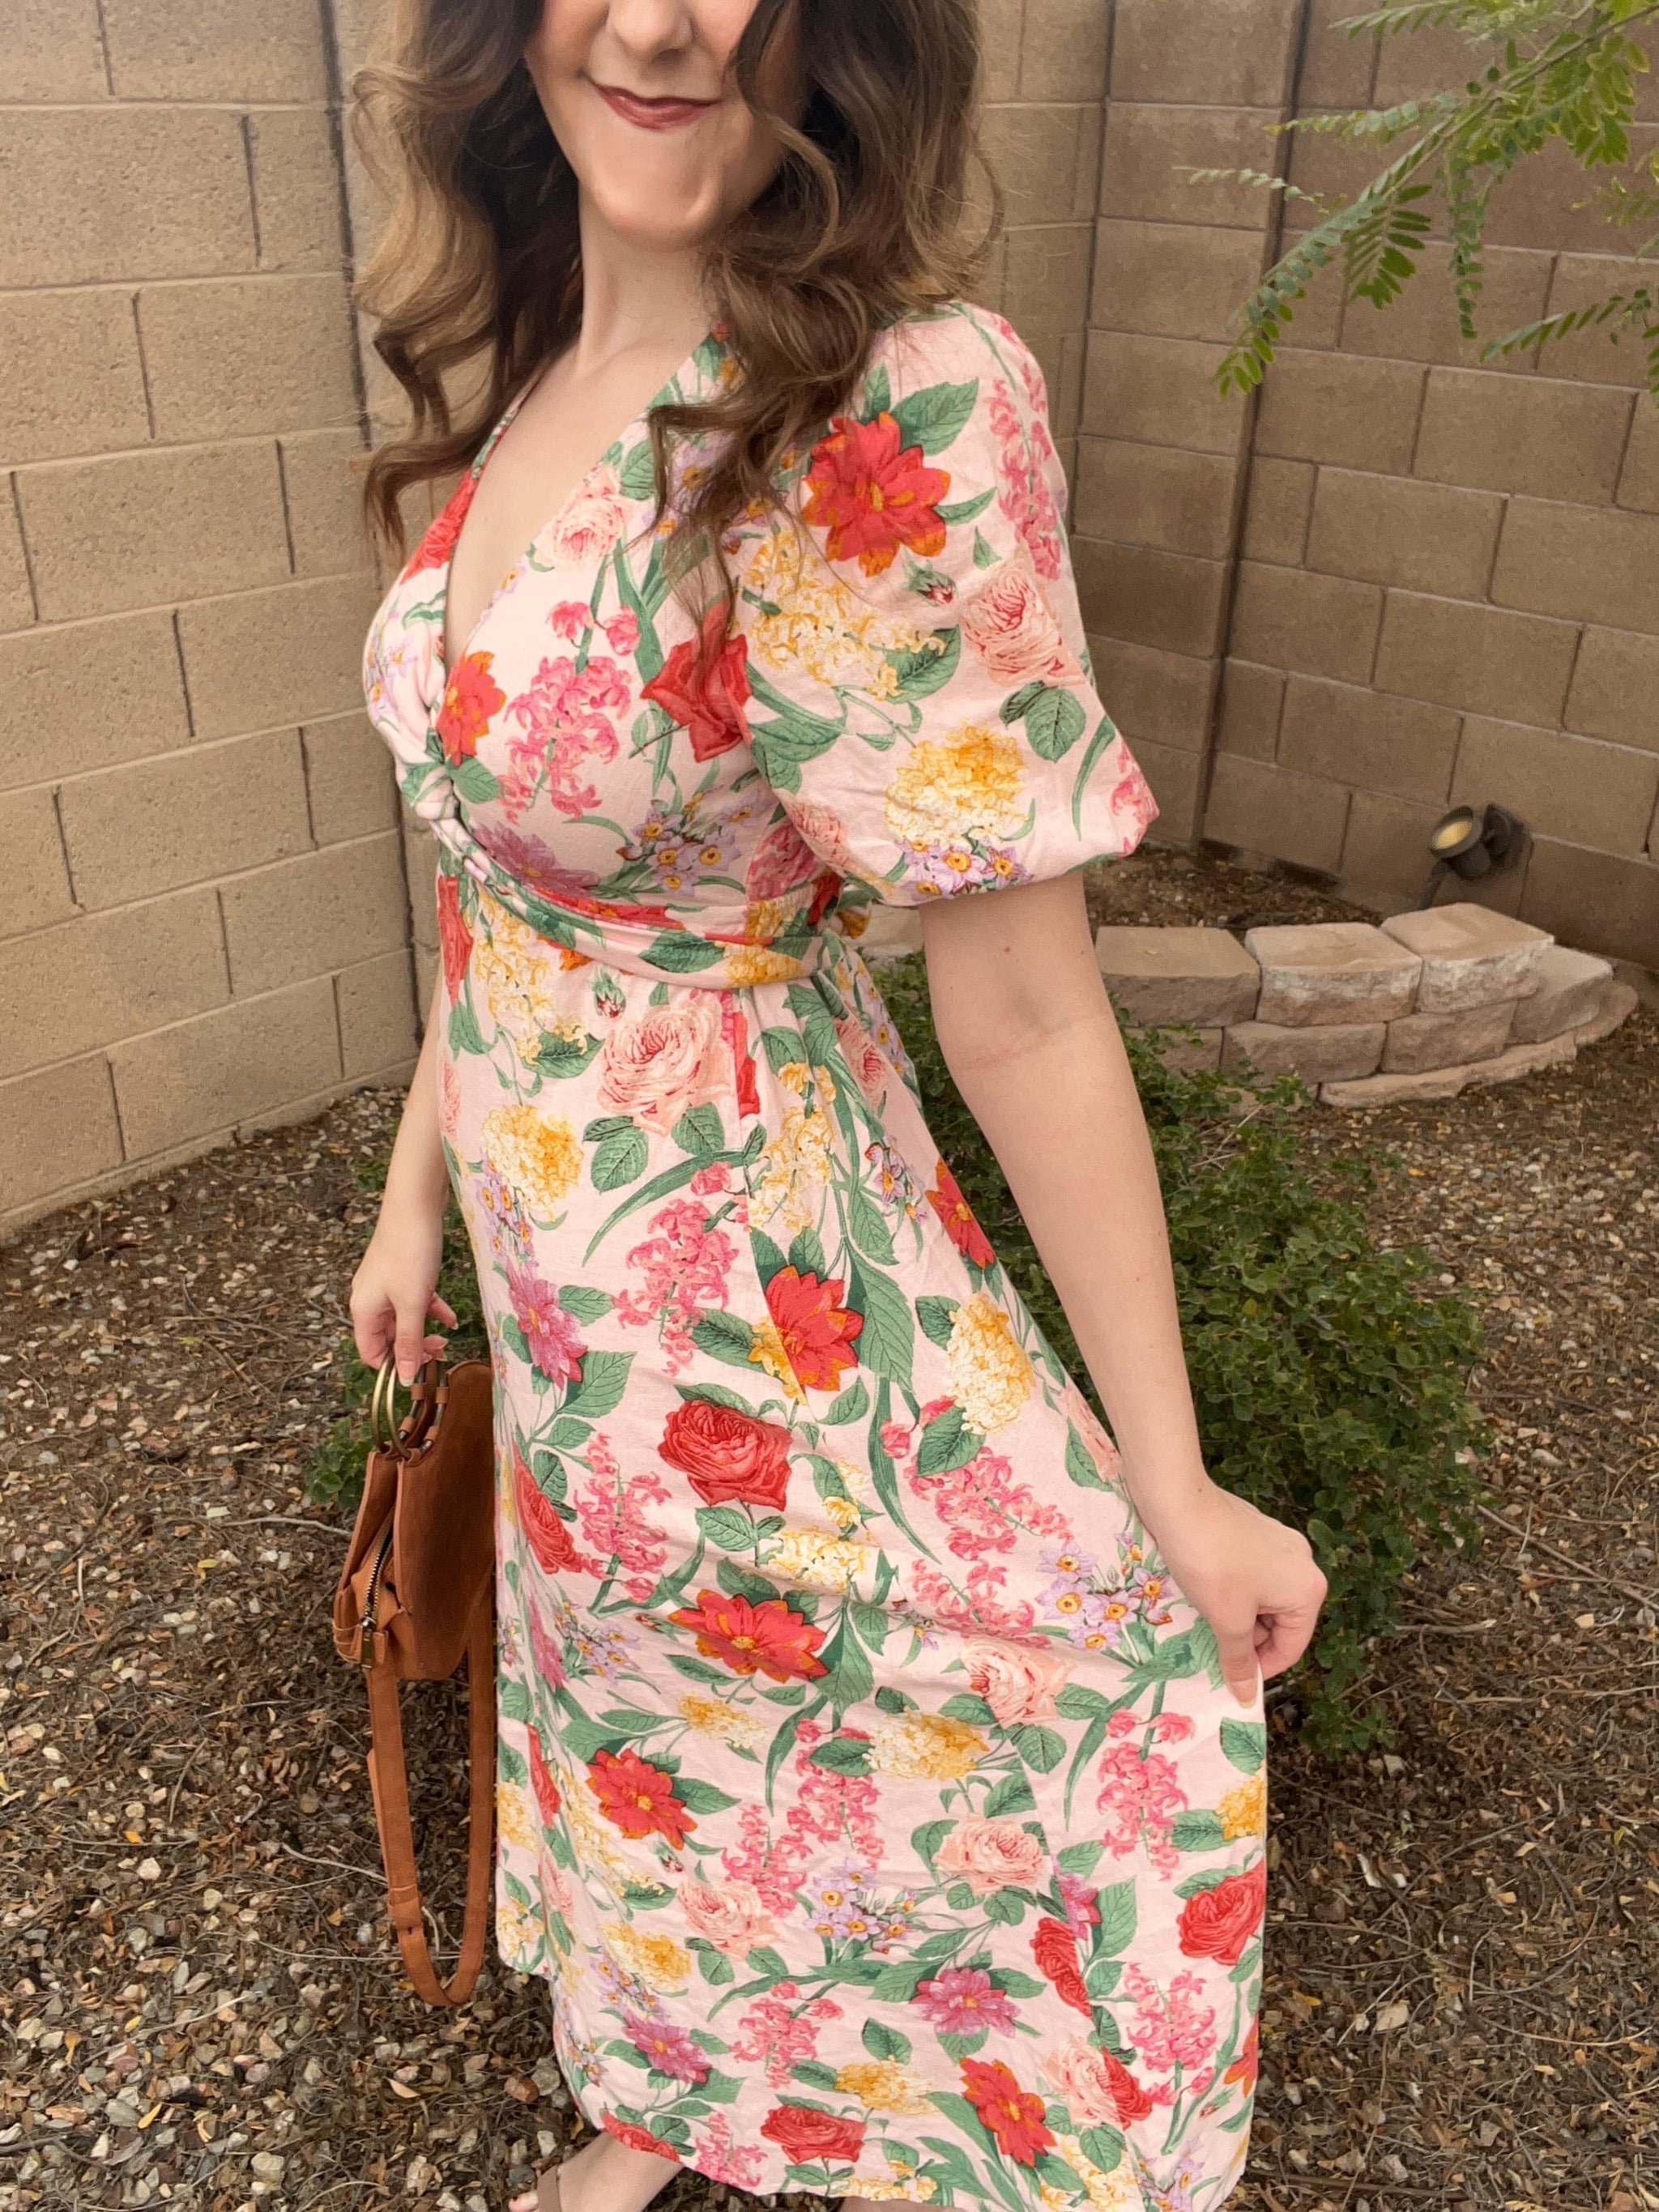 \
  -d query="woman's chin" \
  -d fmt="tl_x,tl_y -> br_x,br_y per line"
584,178 -> 729,257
